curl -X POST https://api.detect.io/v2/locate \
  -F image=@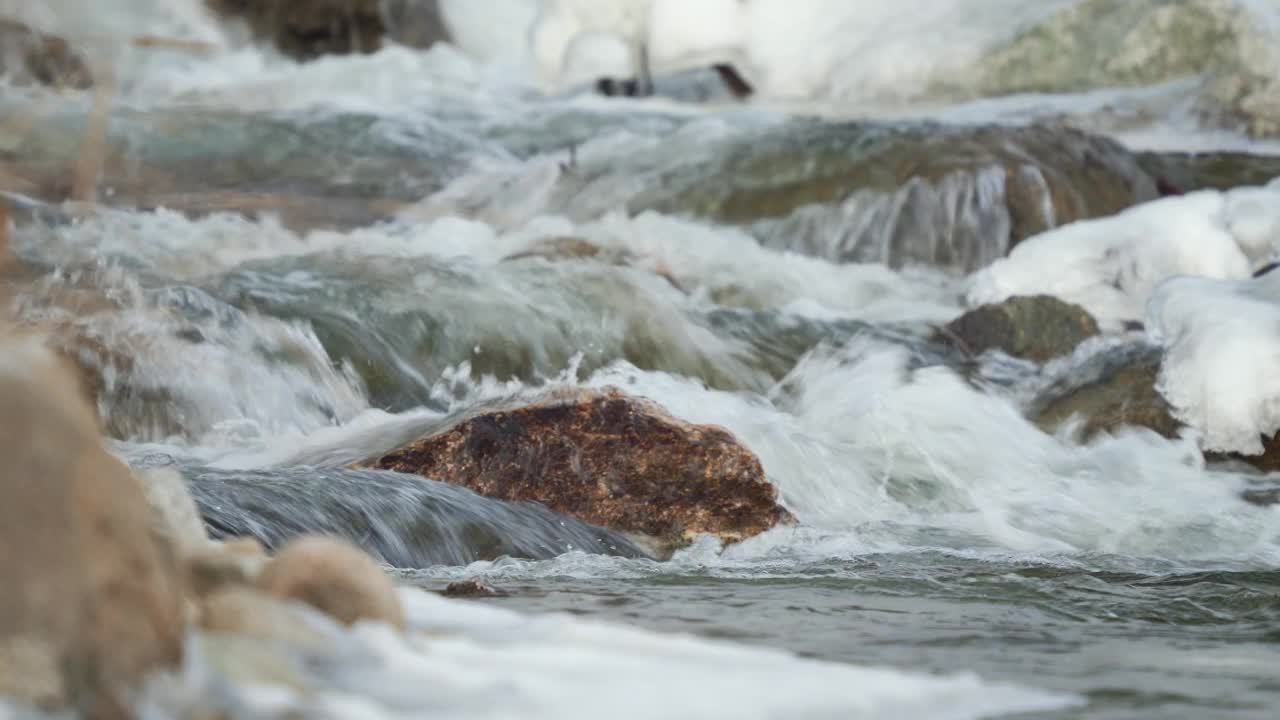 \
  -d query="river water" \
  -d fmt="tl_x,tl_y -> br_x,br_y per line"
5,1 -> 1280,718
